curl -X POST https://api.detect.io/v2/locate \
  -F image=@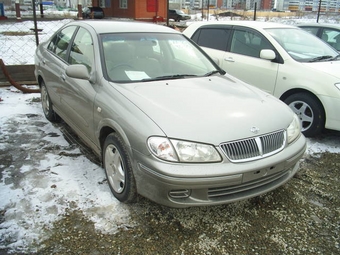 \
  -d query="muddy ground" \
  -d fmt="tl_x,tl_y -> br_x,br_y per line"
0,93 -> 339,255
